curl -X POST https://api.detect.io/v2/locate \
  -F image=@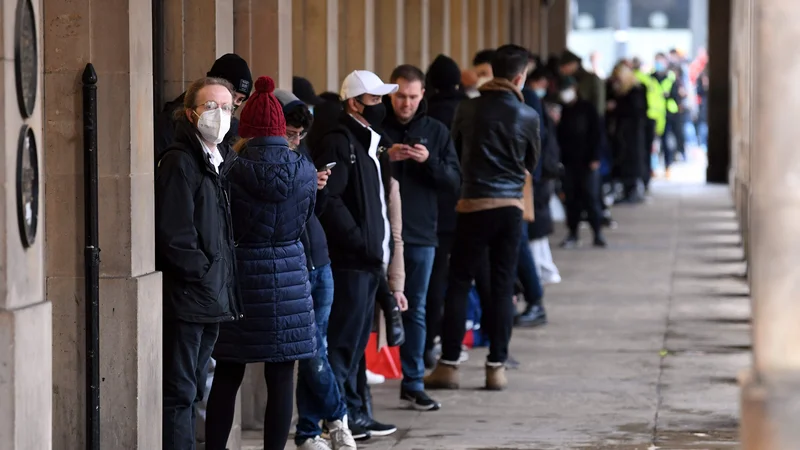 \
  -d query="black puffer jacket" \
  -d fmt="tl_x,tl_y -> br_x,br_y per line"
452,80 -> 541,200
155,119 -> 243,323
426,90 -> 468,233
